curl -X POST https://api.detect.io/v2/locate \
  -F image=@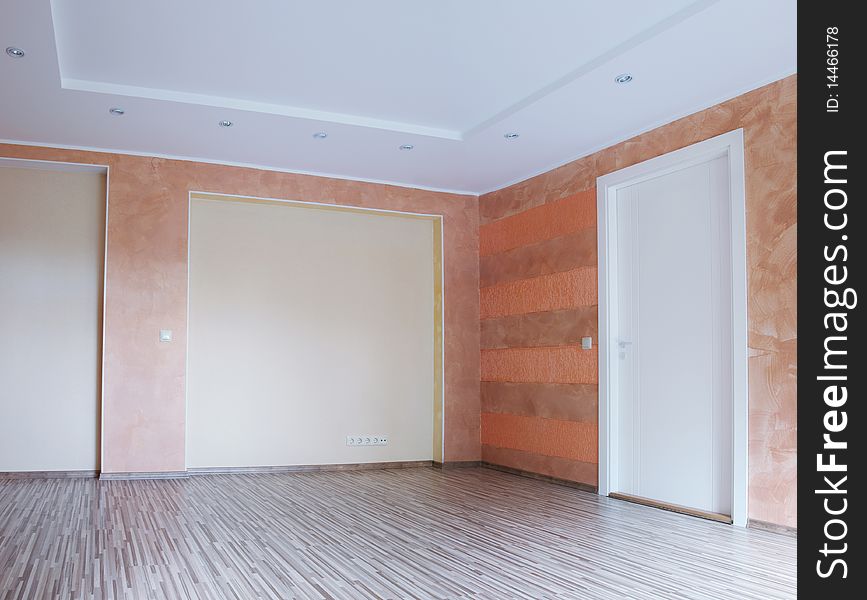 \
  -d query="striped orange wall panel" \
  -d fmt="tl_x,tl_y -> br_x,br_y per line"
480,267 -> 597,319
479,188 -> 596,257
480,345 -> 597,384
478,183 -> 599,487
481,413 -> 597,463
